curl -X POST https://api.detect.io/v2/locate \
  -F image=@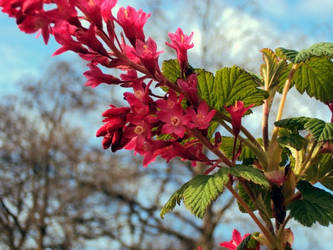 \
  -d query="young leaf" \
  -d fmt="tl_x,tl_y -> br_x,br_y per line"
292,57 -> 333,102
197,67 -> 268,113
160,168 -> 229,219
162,59 -> 181,83
288,181 -> 333,227
260,48 -> 288,88
305,154 -> 333,191
230,165 -> 269,187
